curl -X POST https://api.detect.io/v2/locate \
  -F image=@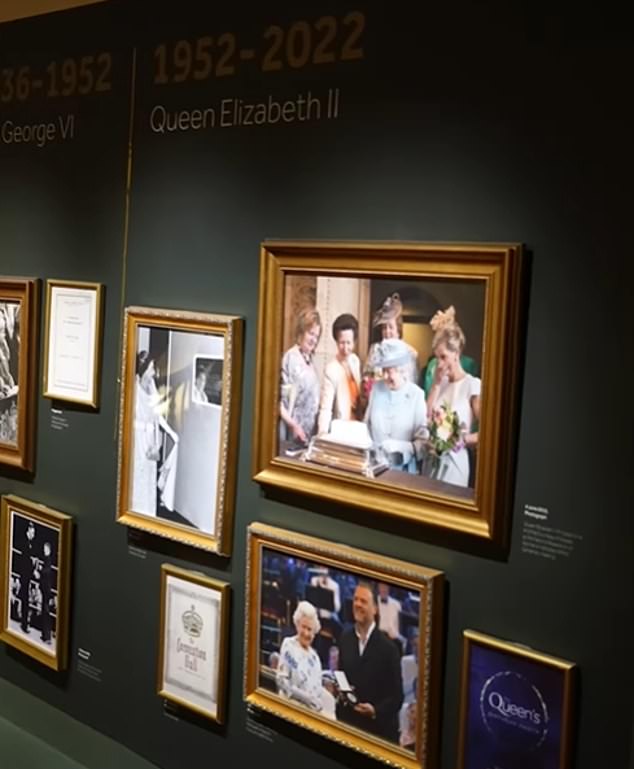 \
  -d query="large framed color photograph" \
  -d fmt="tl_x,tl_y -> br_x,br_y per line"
457,630 -> 576,769
116,307 -> 243,555
0,495 -> 72,671
244,523 -> 444,769
0,277 -> 39,471
158,564 -> 229,723
252,242 -> 524,545
43,279 -> 104,408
